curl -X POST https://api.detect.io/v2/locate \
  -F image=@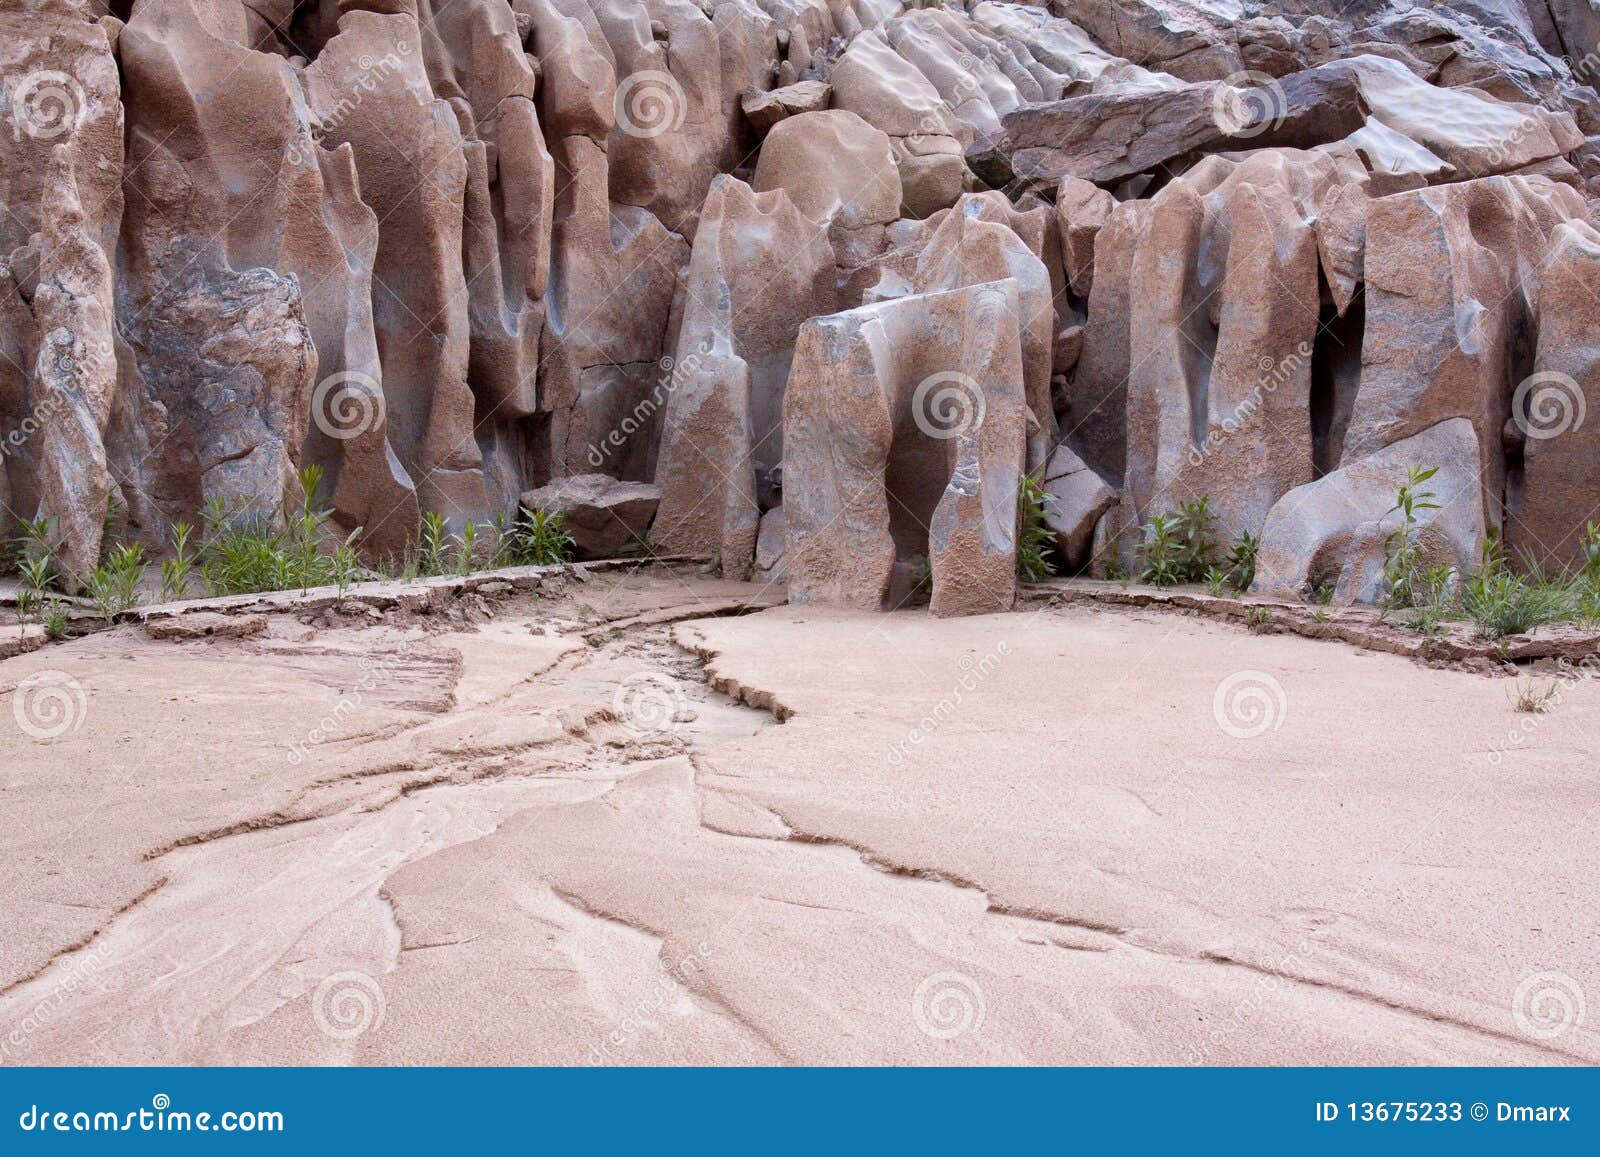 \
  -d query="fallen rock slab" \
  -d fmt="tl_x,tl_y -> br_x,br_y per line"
521,475 -> 661,560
